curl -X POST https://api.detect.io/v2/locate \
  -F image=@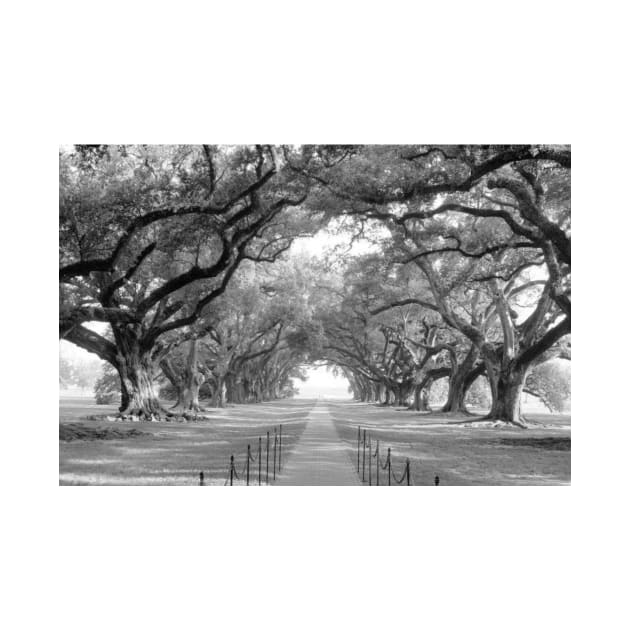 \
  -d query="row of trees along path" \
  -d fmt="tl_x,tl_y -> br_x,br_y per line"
60,145 -> 570,427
